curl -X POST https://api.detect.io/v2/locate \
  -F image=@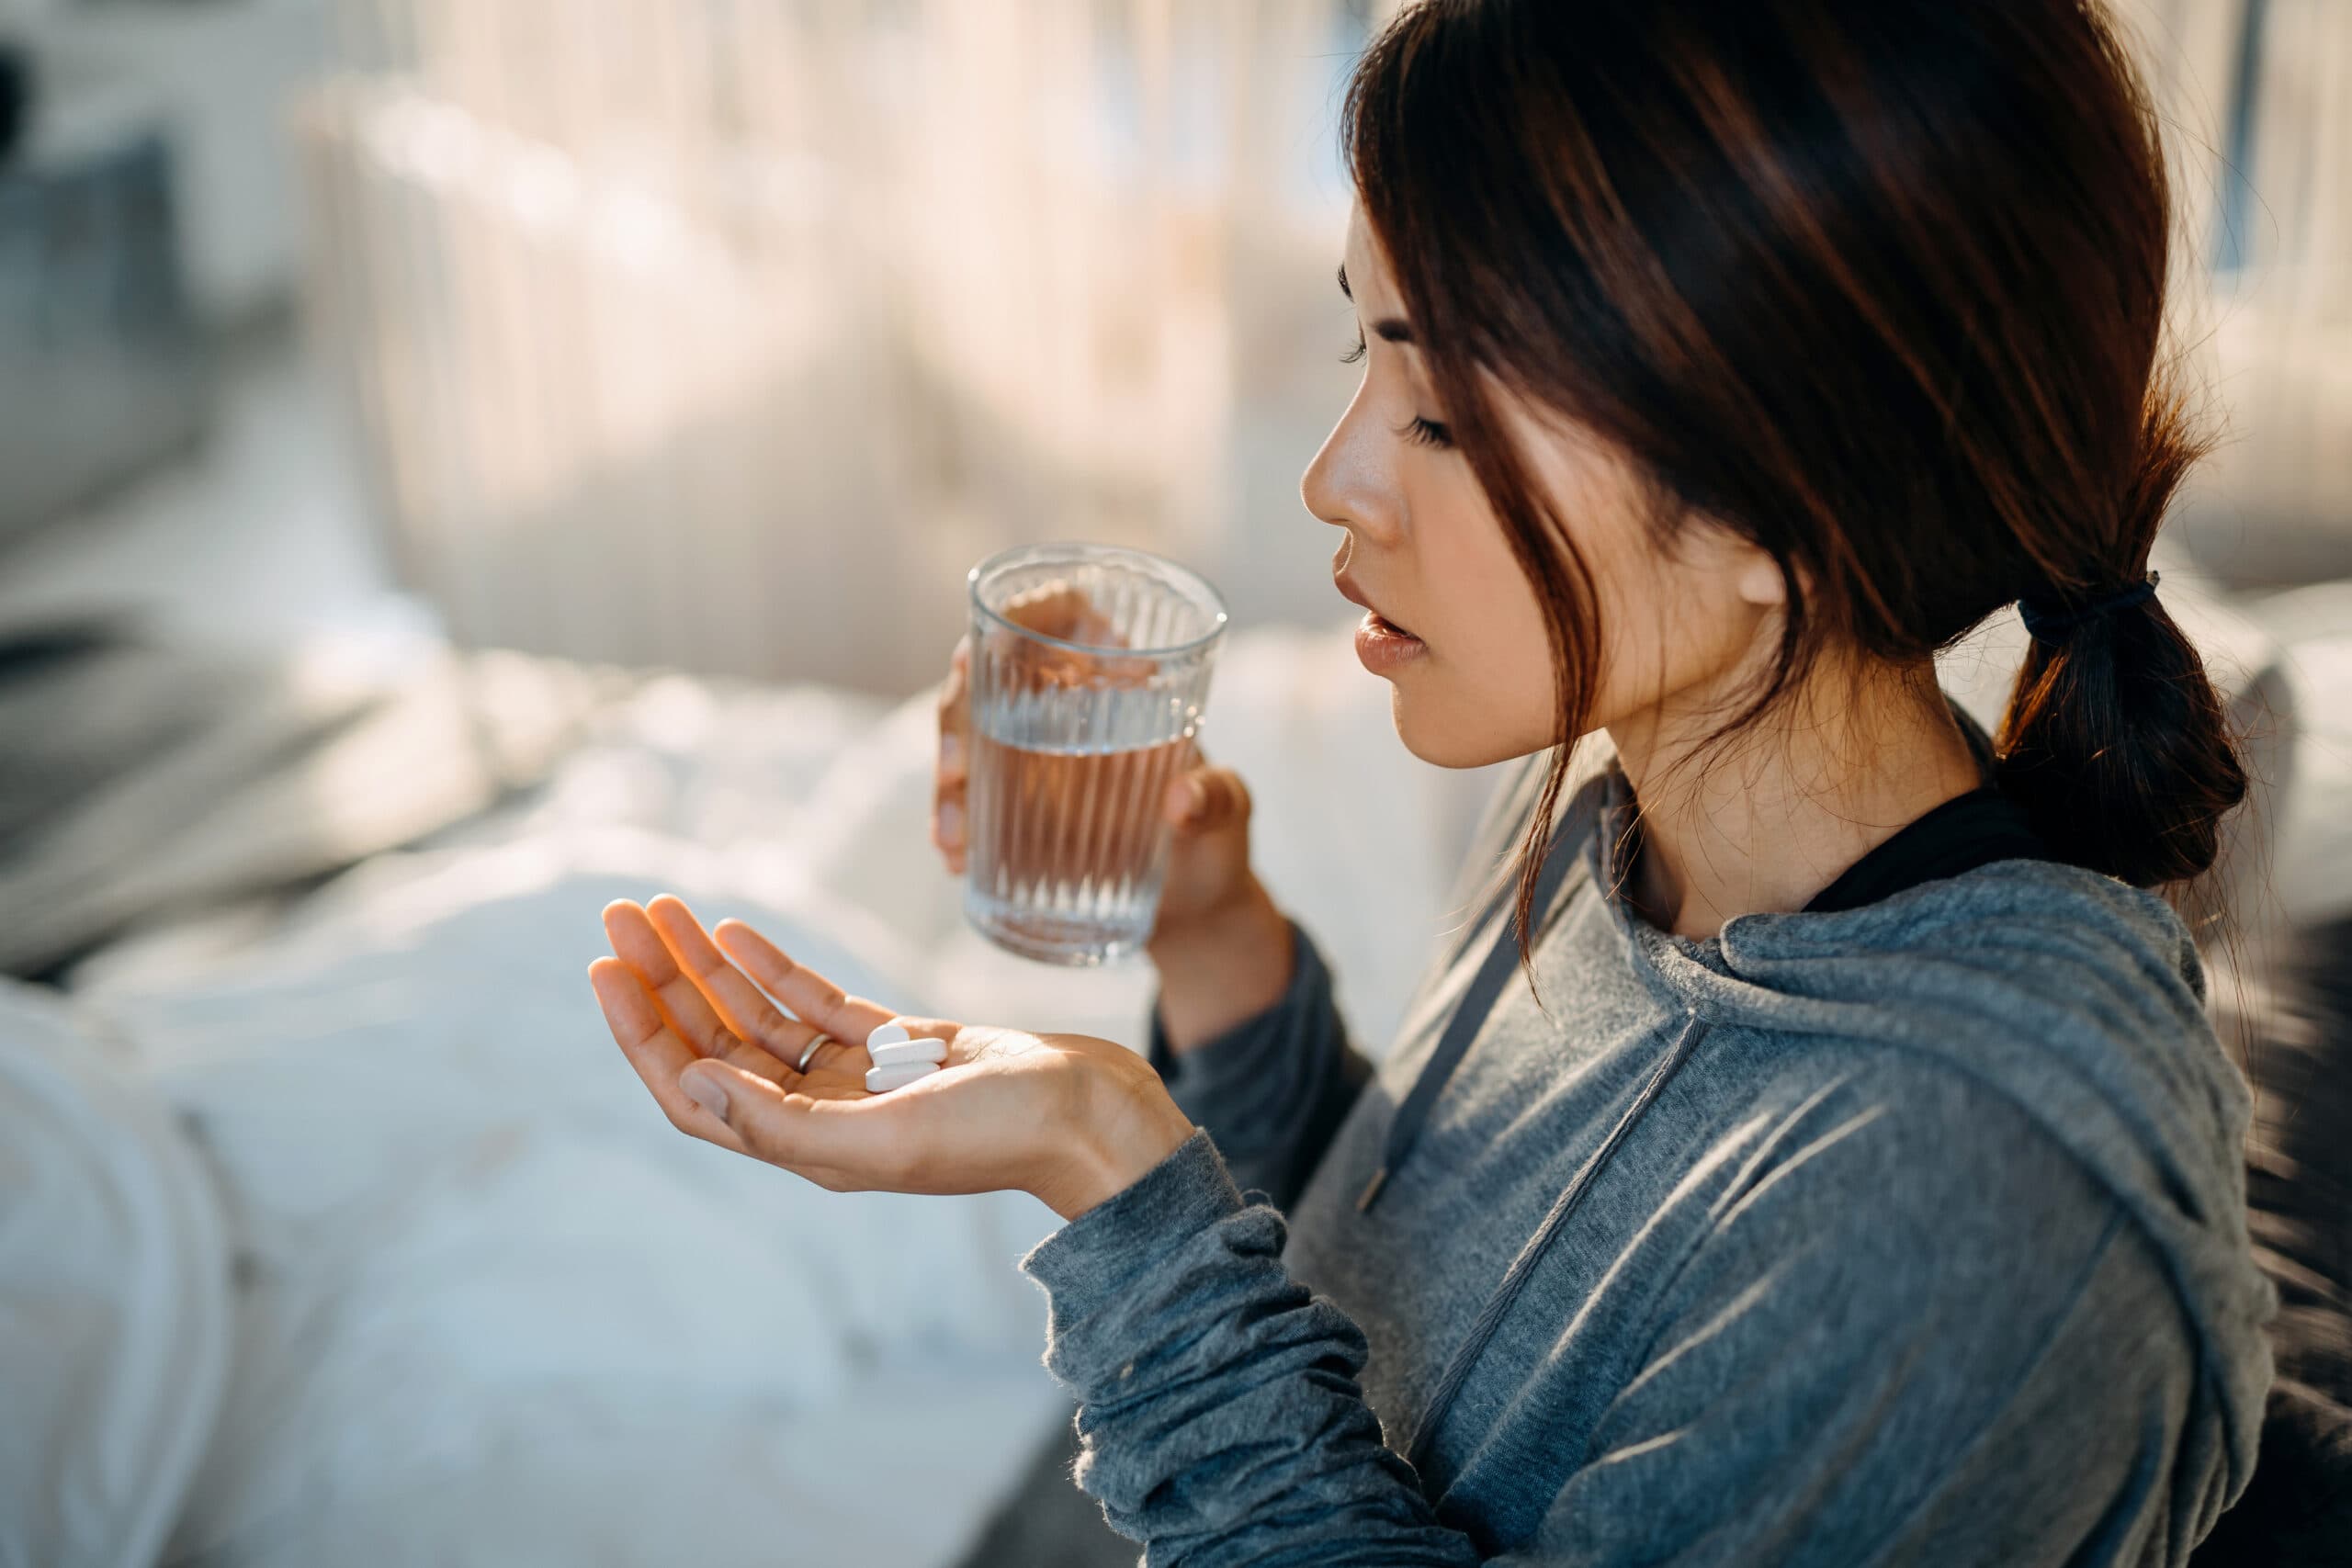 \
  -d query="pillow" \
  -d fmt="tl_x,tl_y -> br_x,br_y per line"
0,978 -> 232,1568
